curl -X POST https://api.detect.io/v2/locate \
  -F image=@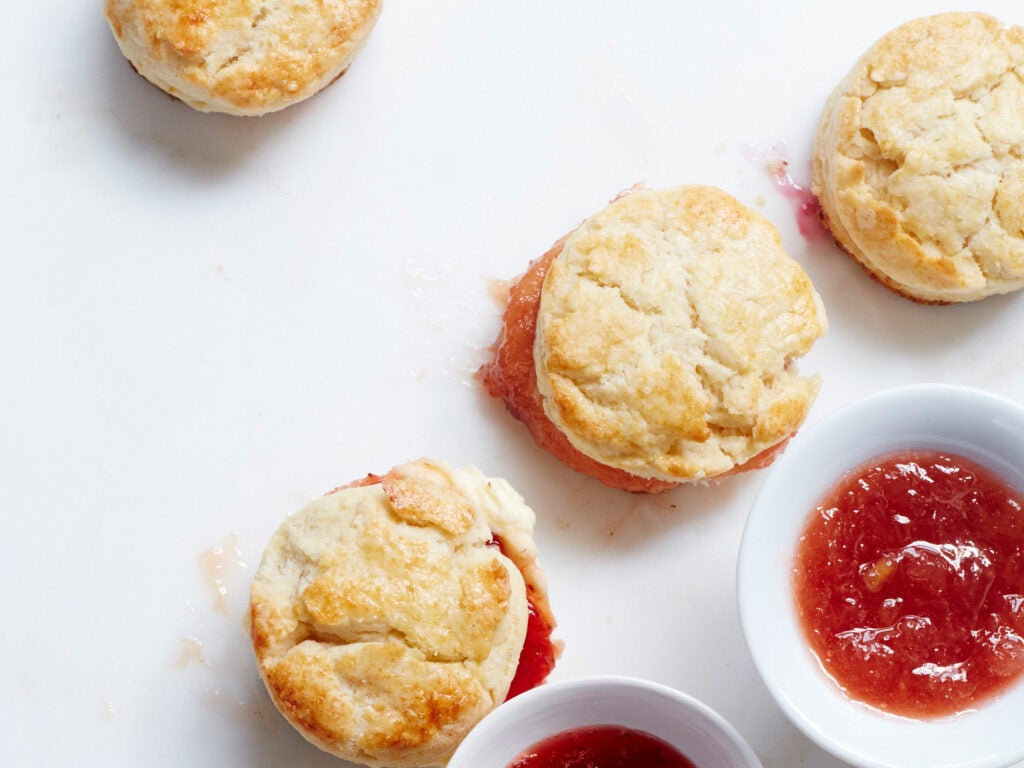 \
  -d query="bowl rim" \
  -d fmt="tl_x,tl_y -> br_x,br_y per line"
449,674 -> 762,768
737,383 -> 1024,768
